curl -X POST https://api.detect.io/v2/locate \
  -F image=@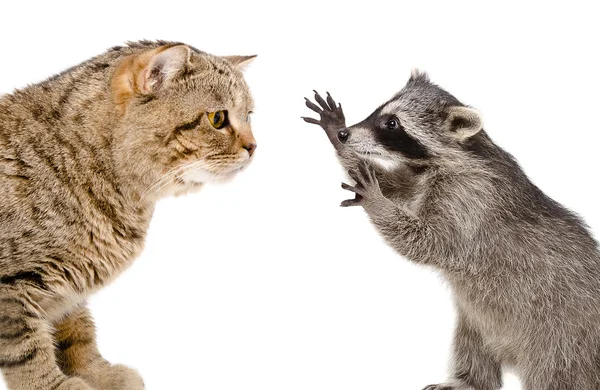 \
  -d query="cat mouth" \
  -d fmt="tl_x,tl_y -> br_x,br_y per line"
180,159 -> 252,184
